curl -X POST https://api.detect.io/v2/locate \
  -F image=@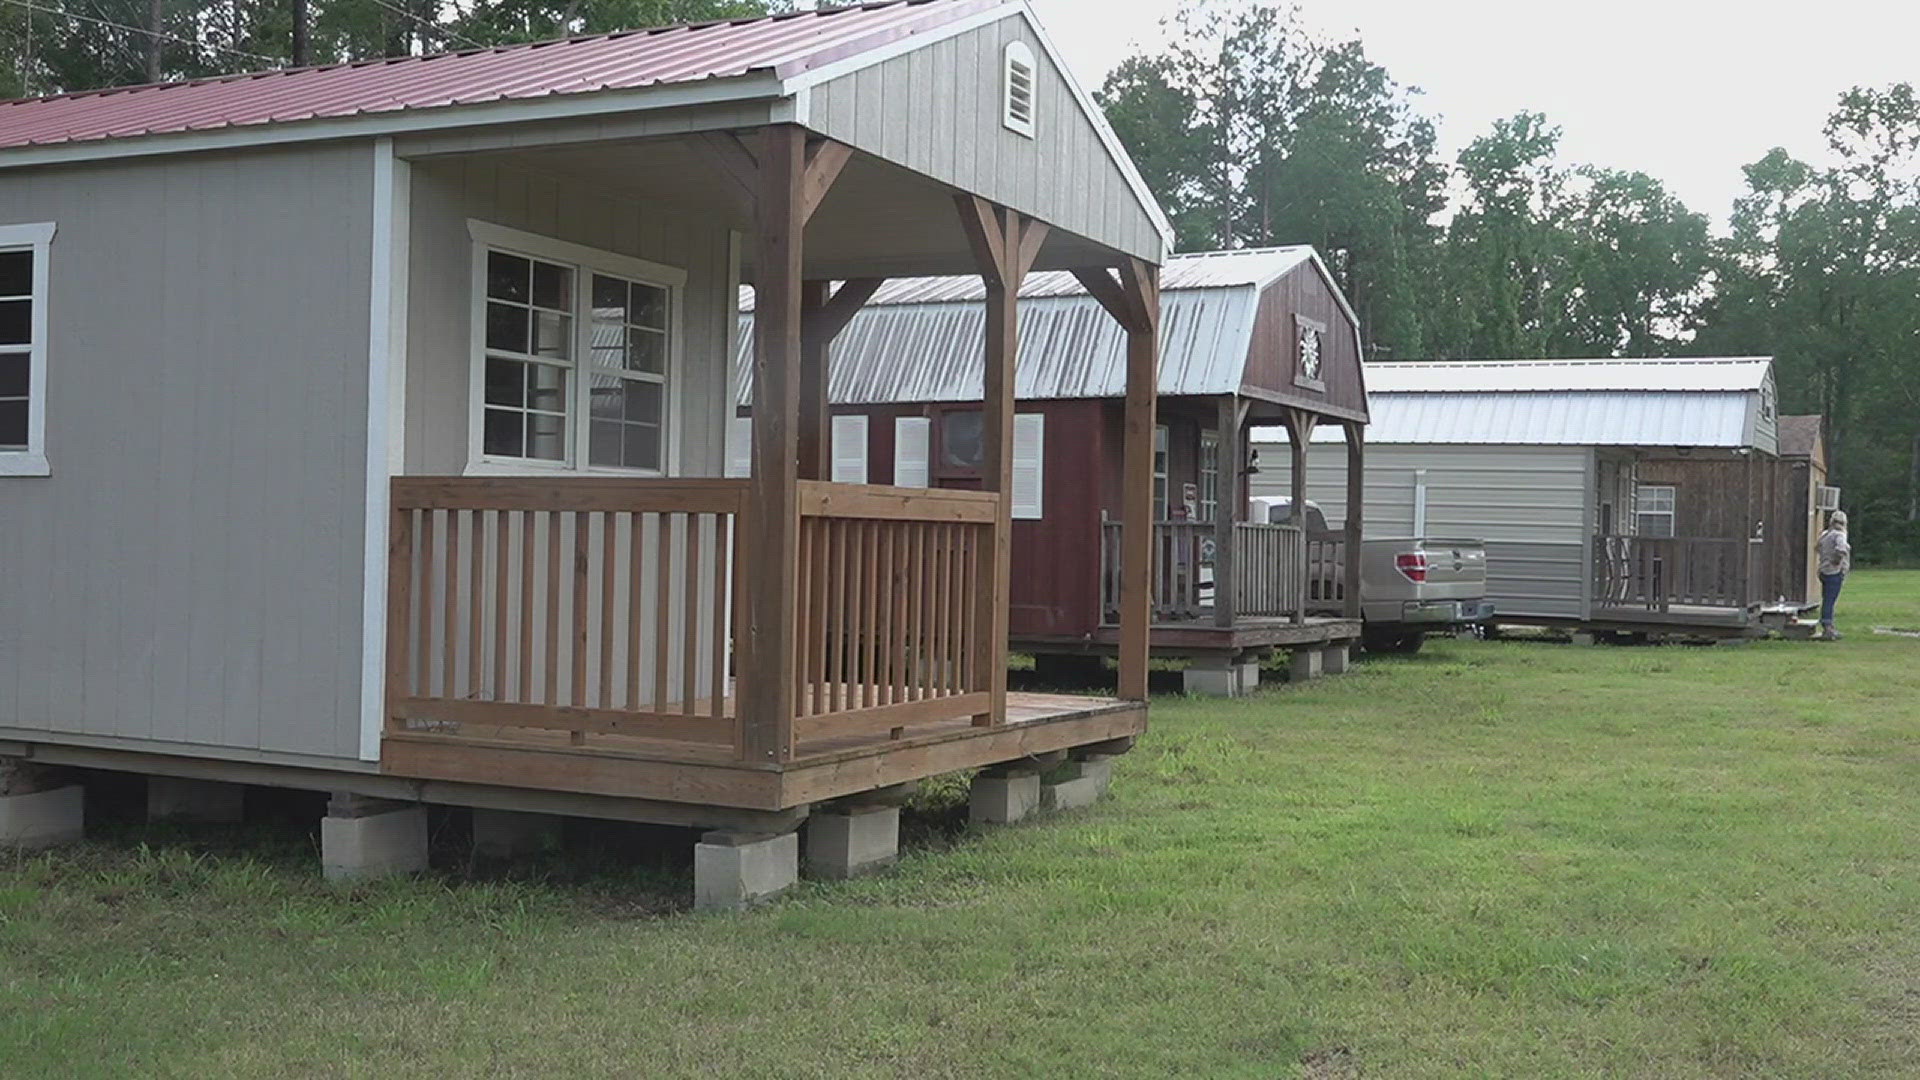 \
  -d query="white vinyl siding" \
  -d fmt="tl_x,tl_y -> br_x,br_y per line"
1012,412 -> 1044,519
0,221 -> 54,476
831,414 -> 869,484
894,416 -> 931,487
